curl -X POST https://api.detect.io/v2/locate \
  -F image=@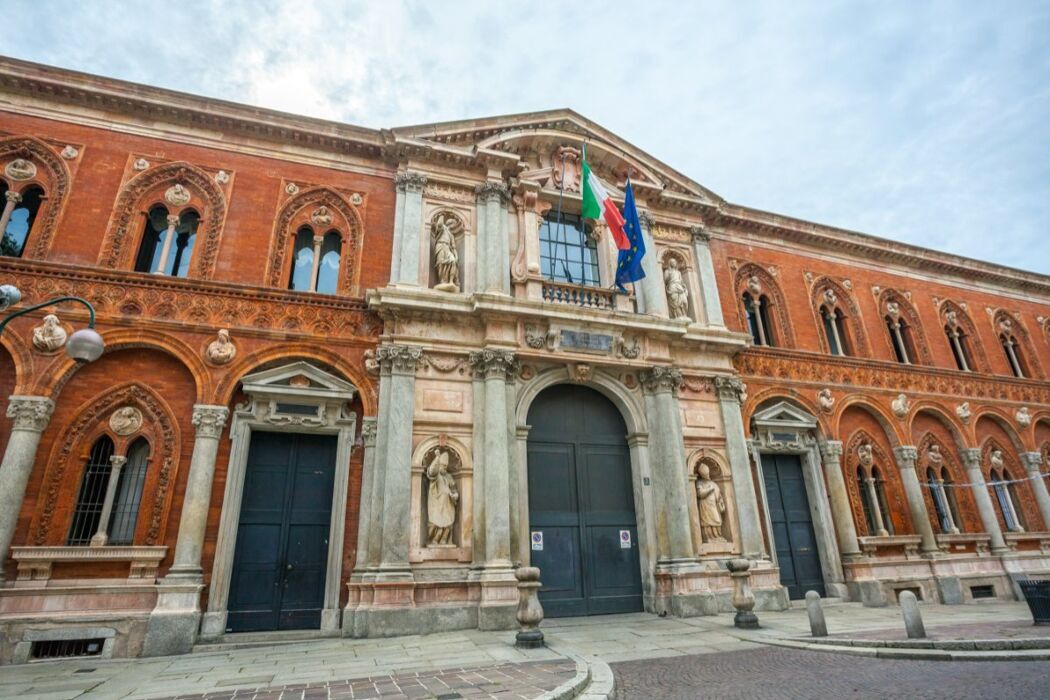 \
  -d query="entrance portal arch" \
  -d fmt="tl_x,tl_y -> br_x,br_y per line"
525,383 -> 645,616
